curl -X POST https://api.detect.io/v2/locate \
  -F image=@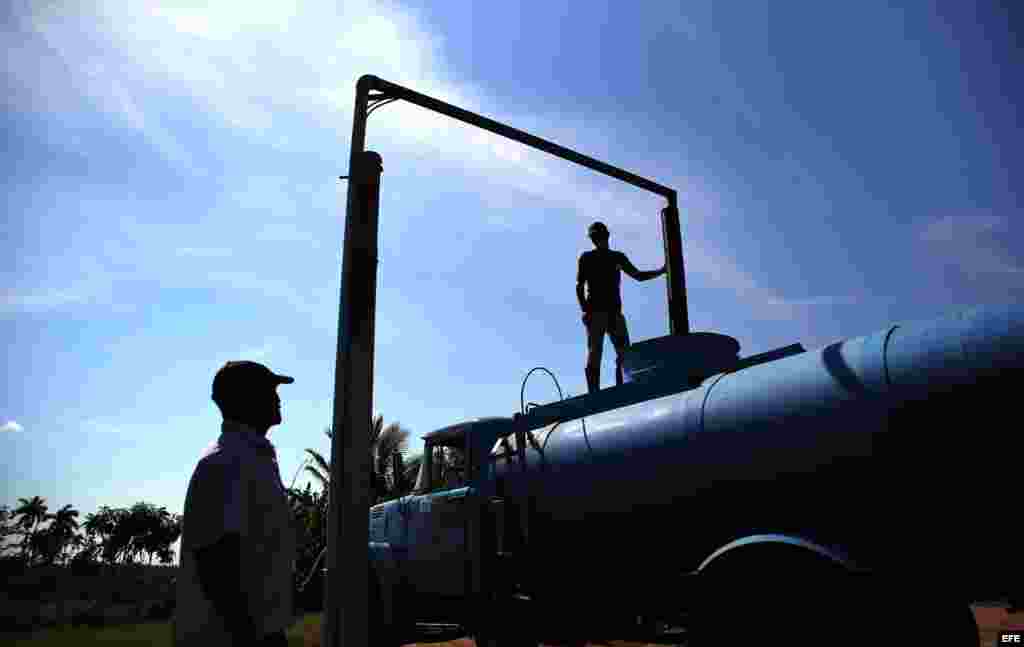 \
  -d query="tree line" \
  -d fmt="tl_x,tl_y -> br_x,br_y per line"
1,414 -> 436,609
0,499 -> 182,571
